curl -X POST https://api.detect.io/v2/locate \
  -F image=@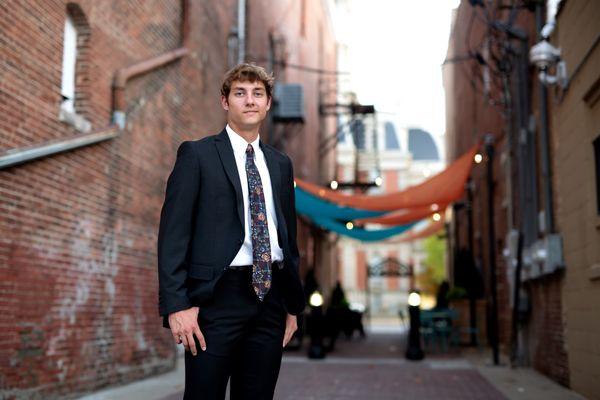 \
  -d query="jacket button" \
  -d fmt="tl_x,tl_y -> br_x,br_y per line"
238,238 -> 243,245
